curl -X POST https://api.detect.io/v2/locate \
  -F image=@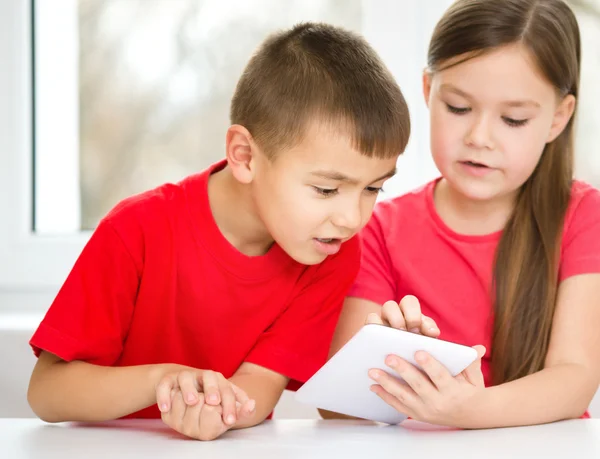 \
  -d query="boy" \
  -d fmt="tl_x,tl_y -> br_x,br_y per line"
27,22 -> 410,441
